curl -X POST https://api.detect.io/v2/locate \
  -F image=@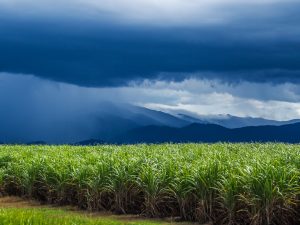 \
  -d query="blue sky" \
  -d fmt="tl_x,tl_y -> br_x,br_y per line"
0,0 -> 300,127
